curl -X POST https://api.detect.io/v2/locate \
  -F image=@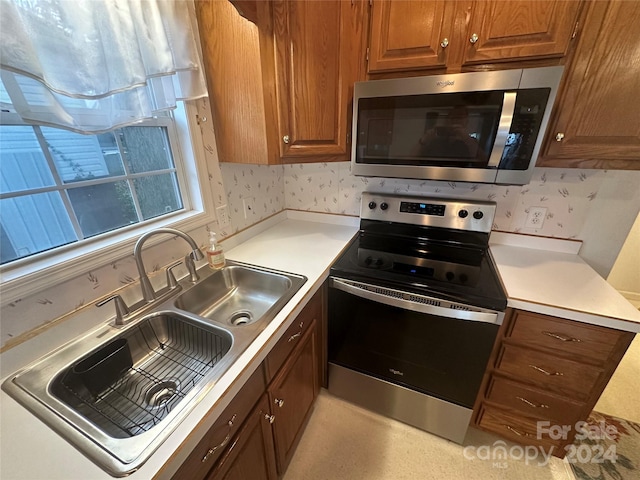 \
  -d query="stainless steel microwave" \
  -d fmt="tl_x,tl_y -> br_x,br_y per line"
351,66 -> 563,185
